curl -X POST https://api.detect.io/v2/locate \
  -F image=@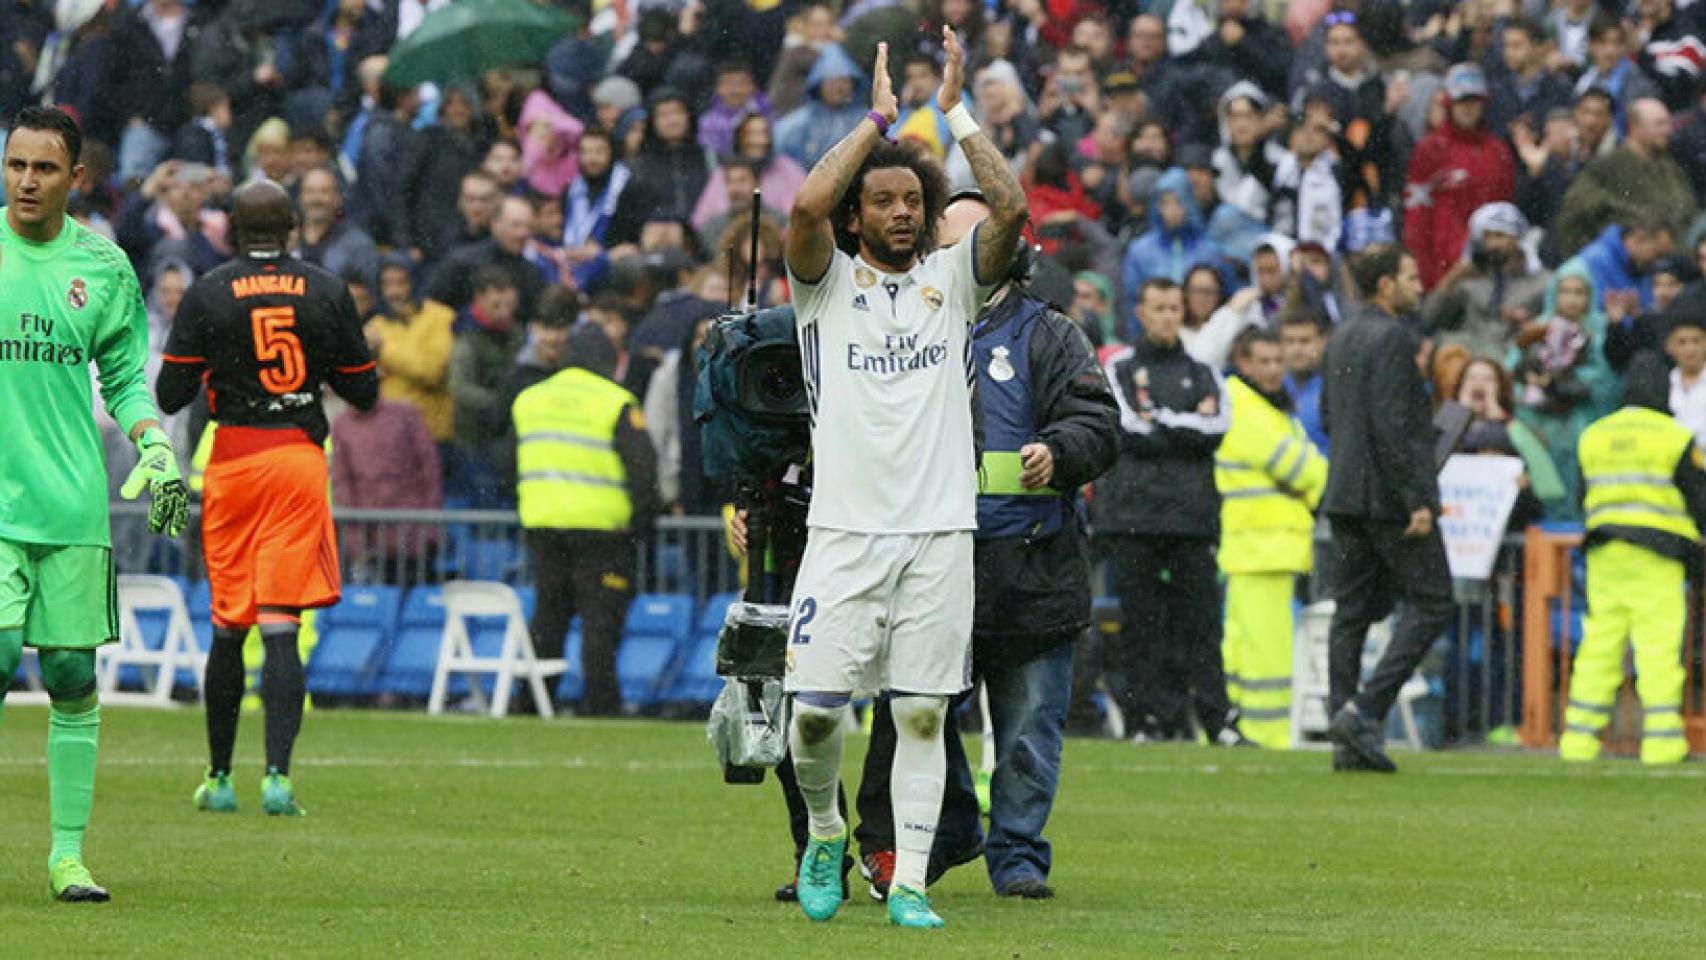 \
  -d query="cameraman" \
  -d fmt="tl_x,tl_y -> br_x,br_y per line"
854,191 -> 1119,901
